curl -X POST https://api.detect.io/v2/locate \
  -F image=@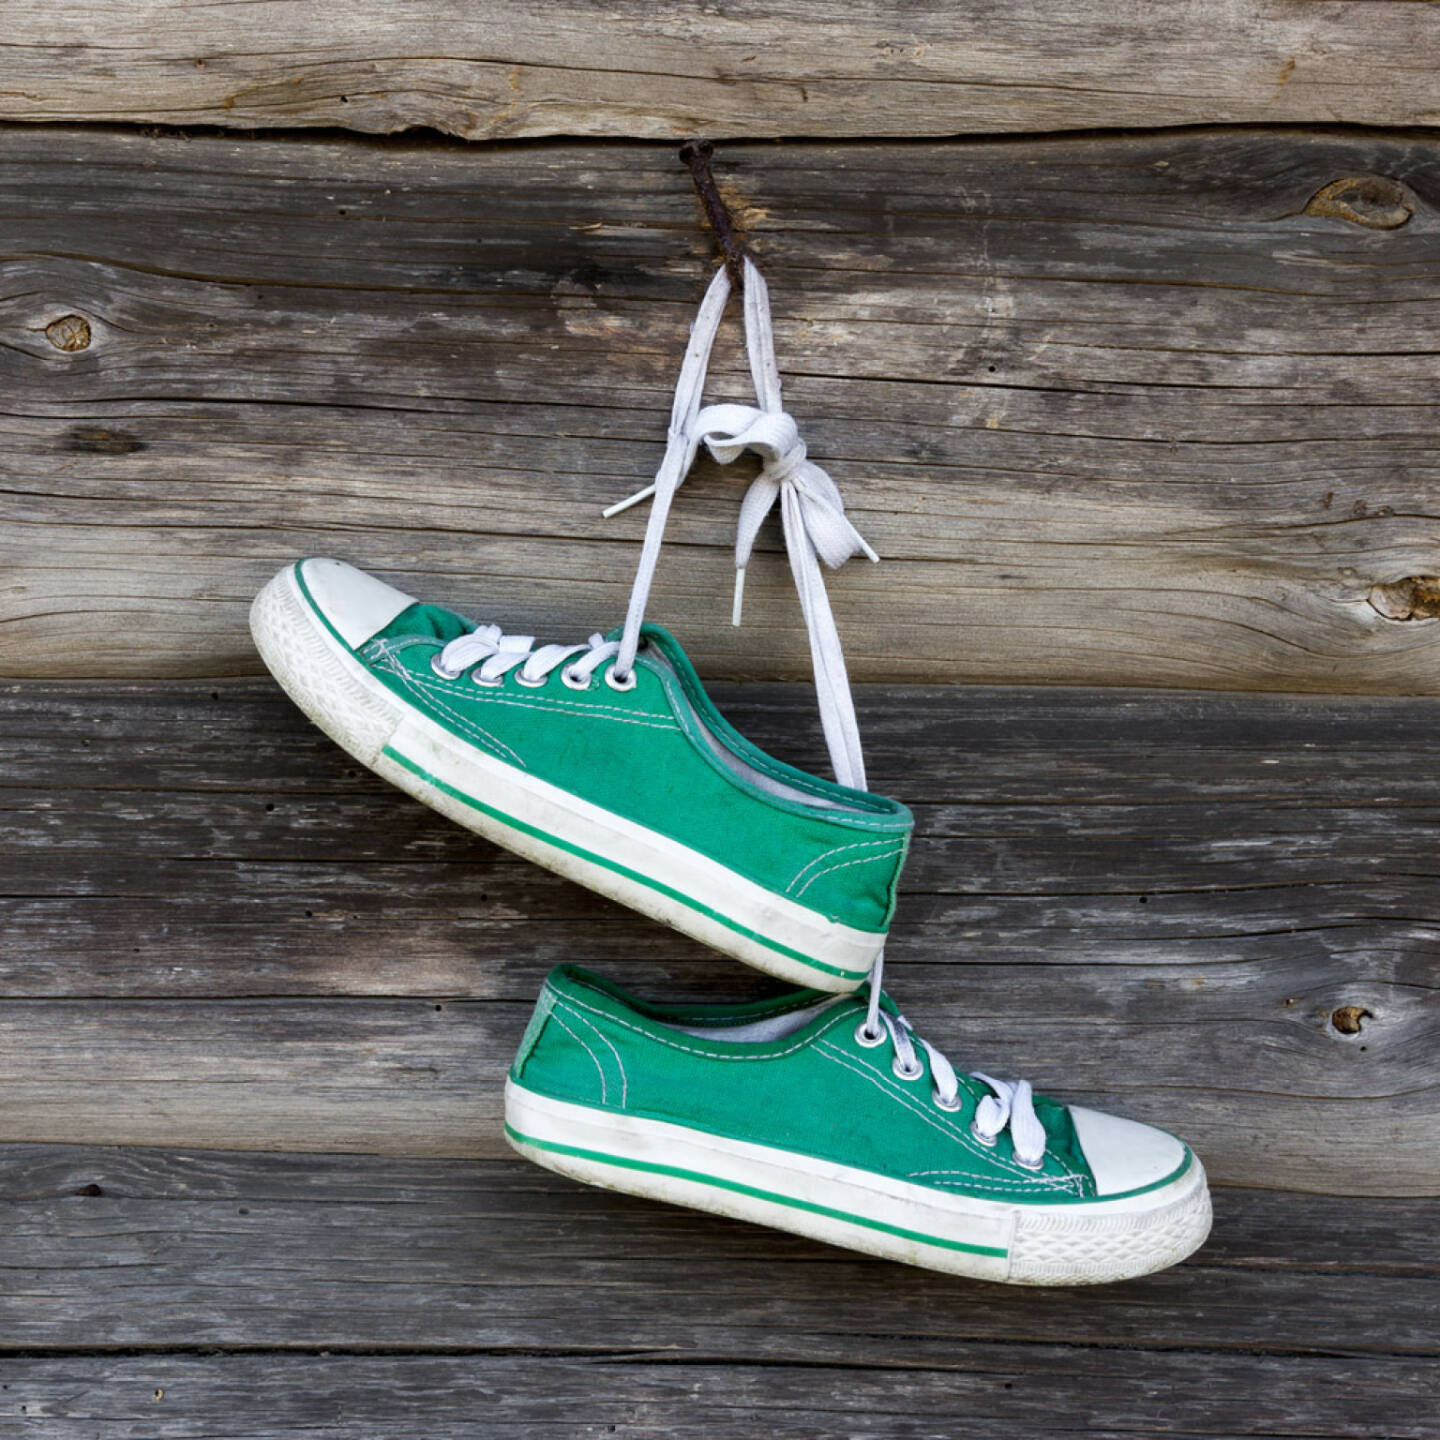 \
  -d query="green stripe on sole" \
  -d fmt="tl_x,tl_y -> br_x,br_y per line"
505,1122 -> 1010,1259
381,744 -> 869,980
